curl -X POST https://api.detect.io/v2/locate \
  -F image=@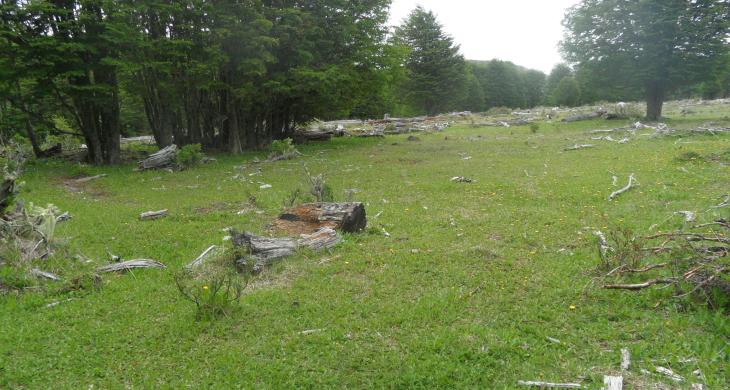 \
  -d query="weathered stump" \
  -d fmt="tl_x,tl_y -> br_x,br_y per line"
274,202 -> 367,235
